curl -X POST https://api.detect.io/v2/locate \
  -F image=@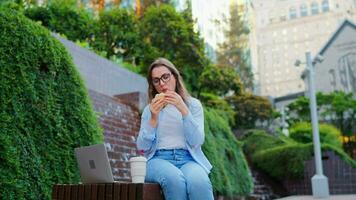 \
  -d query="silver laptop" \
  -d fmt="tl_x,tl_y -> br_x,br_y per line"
74,143 -> 114,183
